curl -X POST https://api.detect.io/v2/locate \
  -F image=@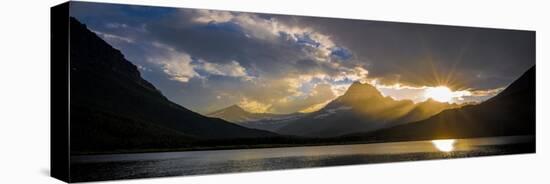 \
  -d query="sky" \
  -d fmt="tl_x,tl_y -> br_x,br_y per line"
69,2 -> 535,114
